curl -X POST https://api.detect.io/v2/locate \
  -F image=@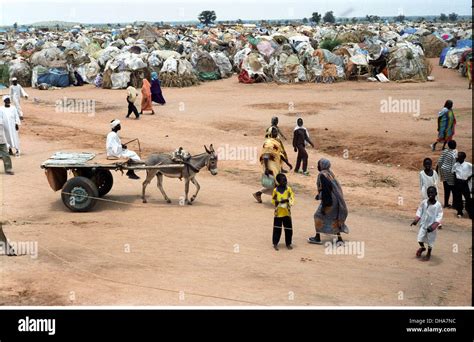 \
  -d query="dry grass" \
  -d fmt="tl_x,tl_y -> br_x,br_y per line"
366,171 -> 399,188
